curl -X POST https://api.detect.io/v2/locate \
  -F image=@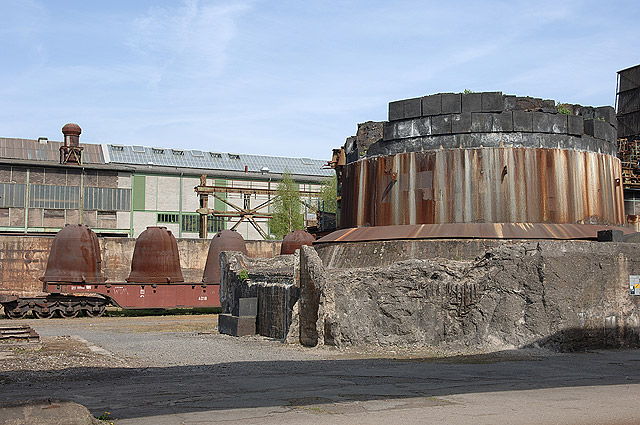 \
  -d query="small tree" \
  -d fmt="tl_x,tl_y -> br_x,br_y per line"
319,174 -> 337,213
269,173 -> 304,239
